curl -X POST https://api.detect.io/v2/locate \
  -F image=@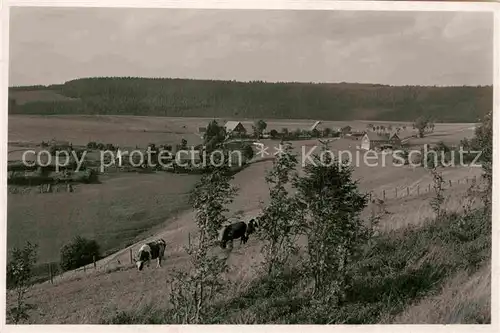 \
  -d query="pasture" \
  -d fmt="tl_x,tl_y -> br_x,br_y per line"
7,172 -> 201,264
6,114 -> 484,324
